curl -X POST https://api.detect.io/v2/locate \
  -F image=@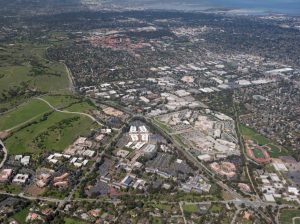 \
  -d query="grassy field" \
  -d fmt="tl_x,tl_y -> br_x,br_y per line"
152,203 -> 174,212
0,95 -> 96,132
279,209 -> 300,224
1,94 -> 99,155
4,111 -> 99,155
0,99 -> 51,131
41,95 -> 81,109
42,187 -> 69,199
183,204 -> 198,214
0,42 -> 71,111
11,207 -> 30,224
267,144 -> 289,157
0,184 -> 22,194
240,125 -> 269,145
210,203 -> 223,213
64,101 -> 96,113
240,124 -> 289,158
